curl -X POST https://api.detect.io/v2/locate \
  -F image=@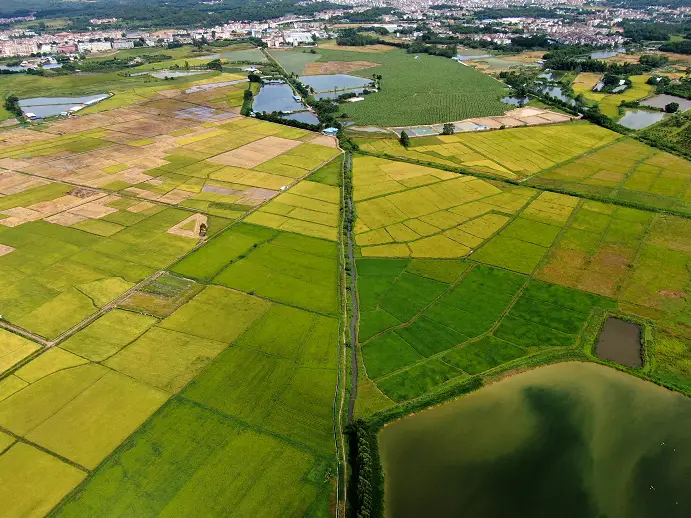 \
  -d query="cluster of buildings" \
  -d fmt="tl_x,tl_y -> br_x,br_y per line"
0,29 -> 142,57
0,0 -> 686,59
